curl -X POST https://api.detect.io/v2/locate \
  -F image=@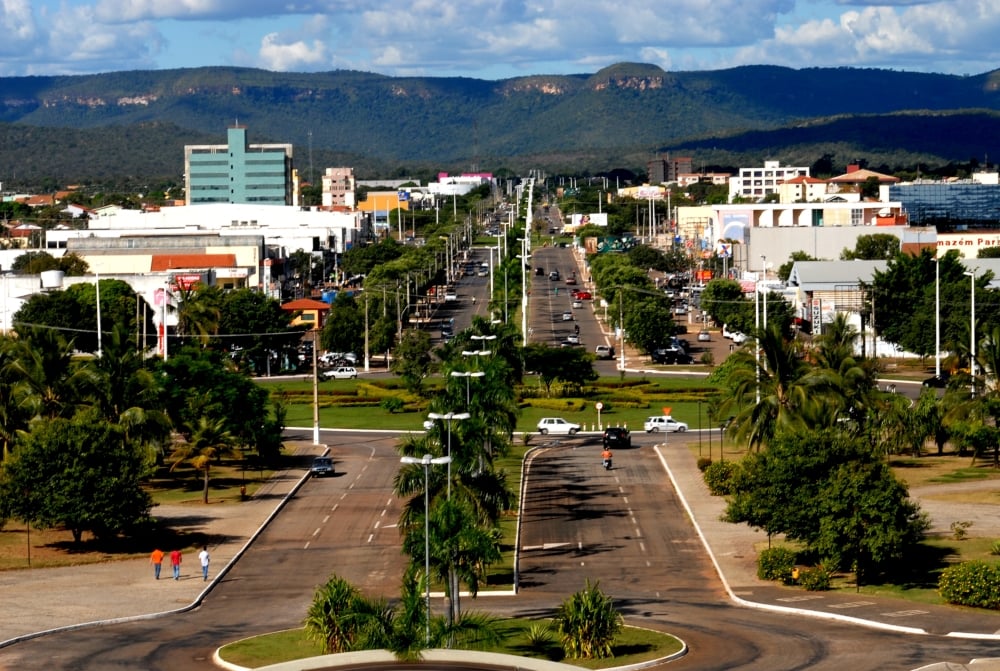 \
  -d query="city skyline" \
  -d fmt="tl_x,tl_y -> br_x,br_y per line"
1,0 -> 998,80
